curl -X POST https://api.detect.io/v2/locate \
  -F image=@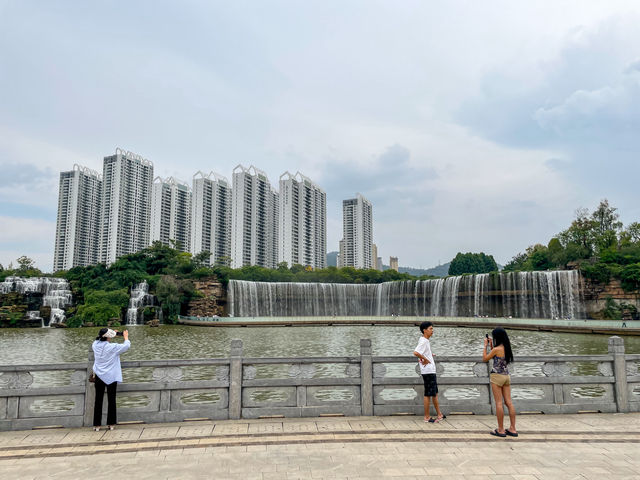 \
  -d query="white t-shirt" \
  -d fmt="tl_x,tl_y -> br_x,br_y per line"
414,336 -> 436,374
92,339 -> 130,384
